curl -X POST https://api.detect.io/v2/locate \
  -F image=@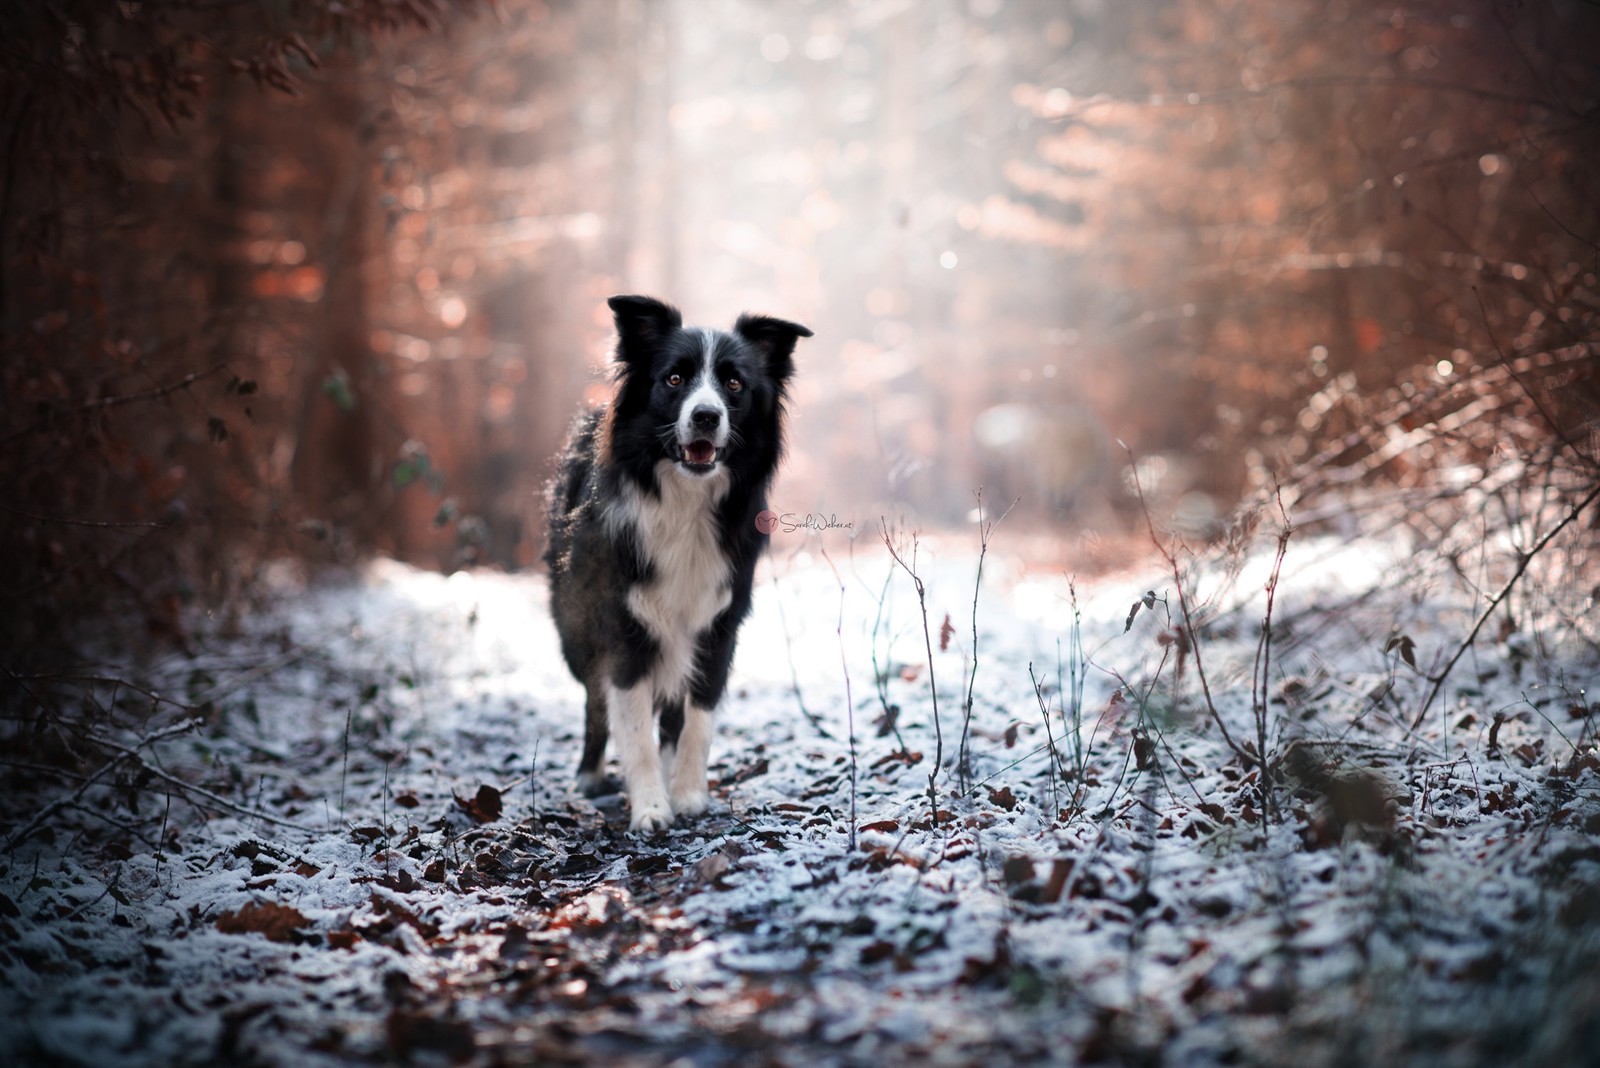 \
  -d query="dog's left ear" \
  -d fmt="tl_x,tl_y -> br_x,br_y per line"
733,313 -> 812,383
